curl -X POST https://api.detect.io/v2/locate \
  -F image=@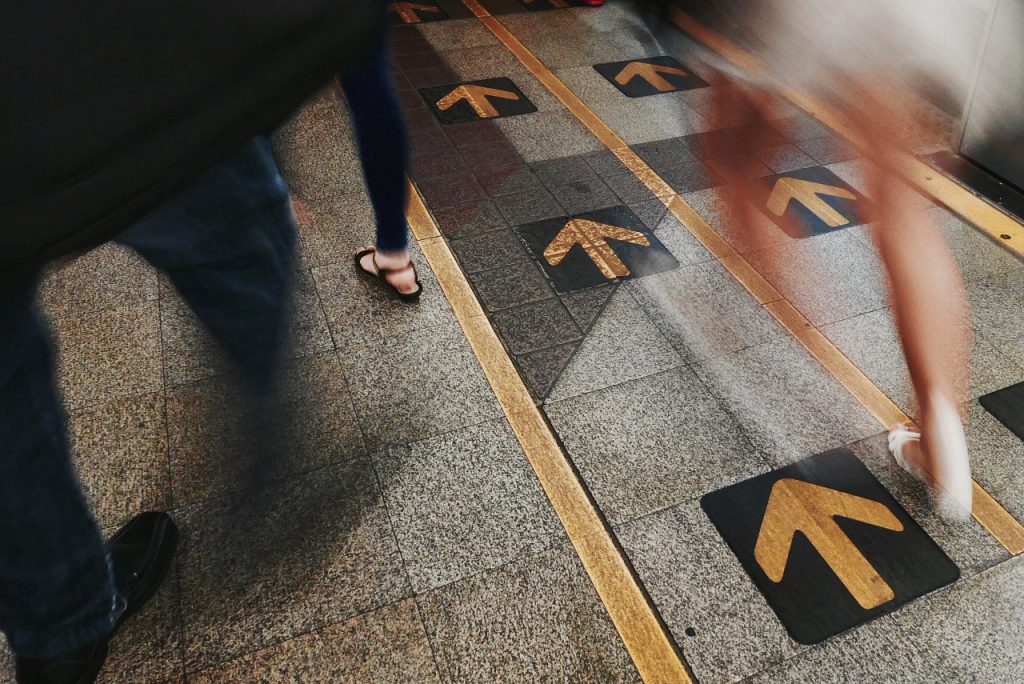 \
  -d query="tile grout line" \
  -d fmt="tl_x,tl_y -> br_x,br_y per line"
406,179 -> 694,683
459,0 -> 1024,556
